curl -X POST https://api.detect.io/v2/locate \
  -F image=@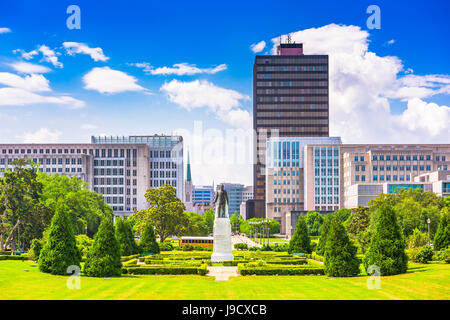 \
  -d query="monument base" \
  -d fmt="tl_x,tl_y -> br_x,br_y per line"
211,217 -> 234,262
